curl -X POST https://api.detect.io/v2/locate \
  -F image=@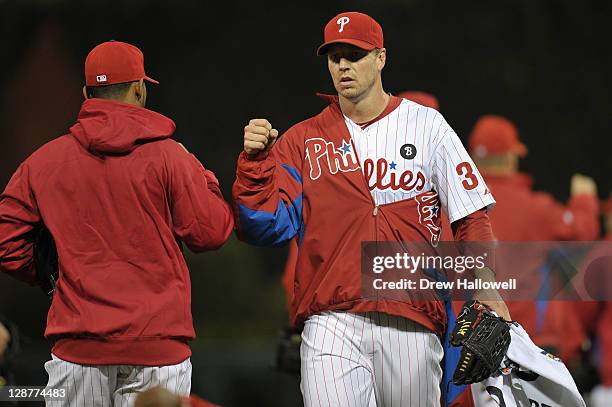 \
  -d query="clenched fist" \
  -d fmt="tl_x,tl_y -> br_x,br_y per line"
244,119 -> 279,158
